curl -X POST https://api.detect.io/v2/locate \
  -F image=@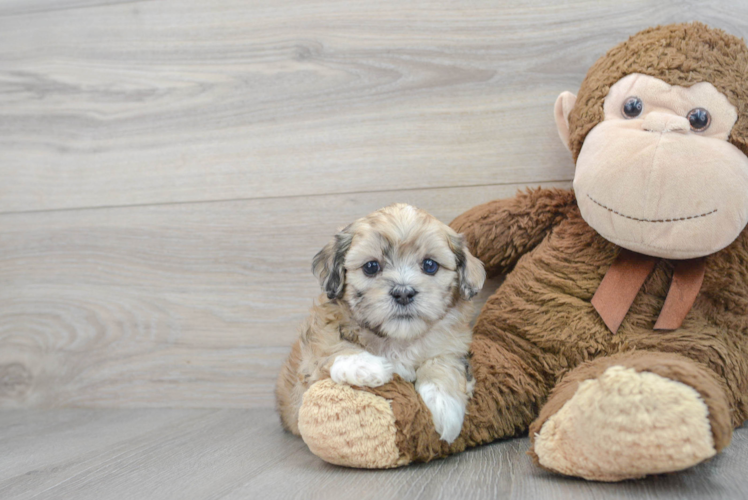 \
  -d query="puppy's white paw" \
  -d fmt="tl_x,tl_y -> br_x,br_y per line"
417,382 -> 466,444
330,352 -> 394,387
